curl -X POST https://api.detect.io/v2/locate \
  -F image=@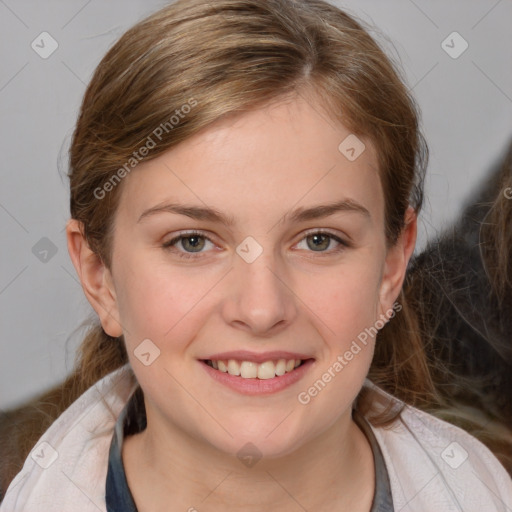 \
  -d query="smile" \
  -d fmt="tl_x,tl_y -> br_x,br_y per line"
199,357 -> 314,395
204,358 -> 304,379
